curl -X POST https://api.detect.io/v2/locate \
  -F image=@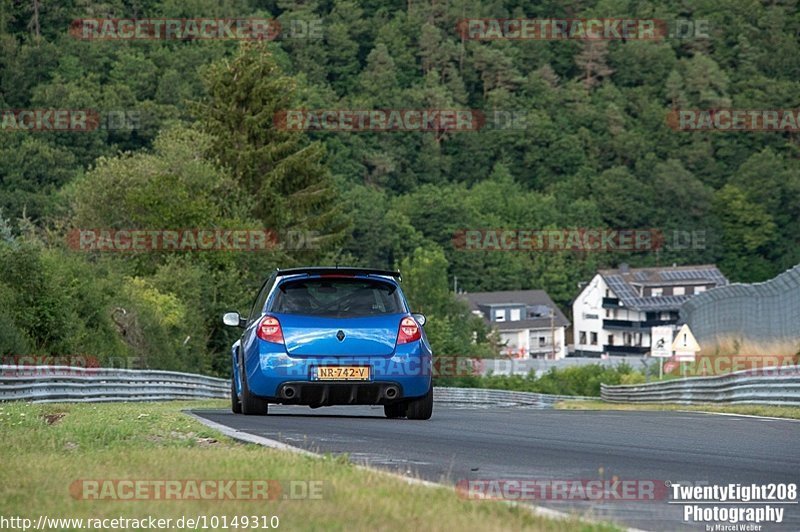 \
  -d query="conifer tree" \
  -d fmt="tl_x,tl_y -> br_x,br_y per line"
193,42 -> 348,257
